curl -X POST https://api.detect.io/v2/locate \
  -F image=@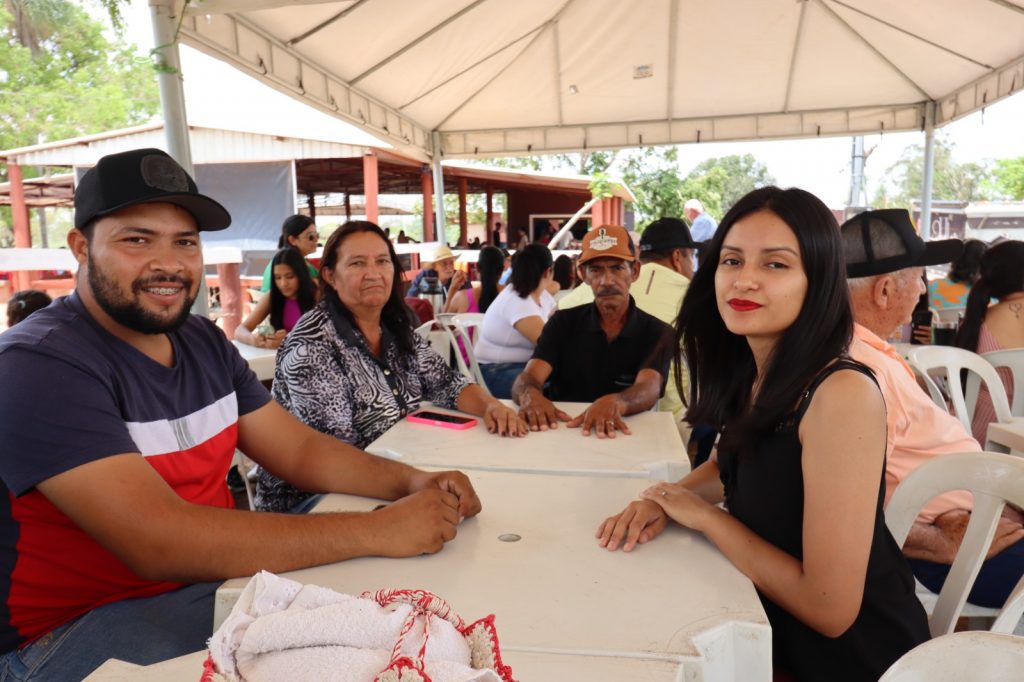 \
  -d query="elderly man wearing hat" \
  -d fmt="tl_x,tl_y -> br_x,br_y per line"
0,148 -> 481,678
841,209 -> 1024,610
511,225 -> 675,438
409,243 -> 471,309
558,218 -> 698,426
